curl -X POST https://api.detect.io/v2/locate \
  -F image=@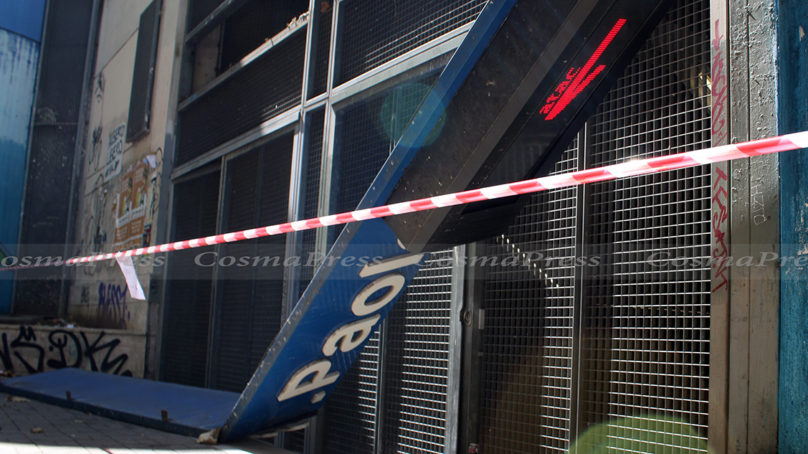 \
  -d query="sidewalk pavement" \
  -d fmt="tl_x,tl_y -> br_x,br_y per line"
0,392 -> 296,454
